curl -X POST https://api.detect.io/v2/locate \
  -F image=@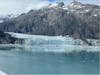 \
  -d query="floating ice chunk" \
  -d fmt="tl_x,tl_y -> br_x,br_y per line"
0,71 -> 7,75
